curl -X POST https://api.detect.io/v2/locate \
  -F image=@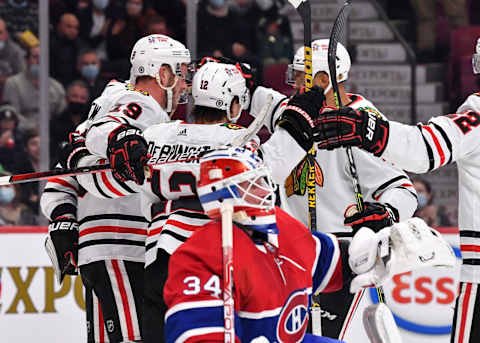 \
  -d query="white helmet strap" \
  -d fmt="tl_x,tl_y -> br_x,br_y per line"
156,73 -> 179,114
